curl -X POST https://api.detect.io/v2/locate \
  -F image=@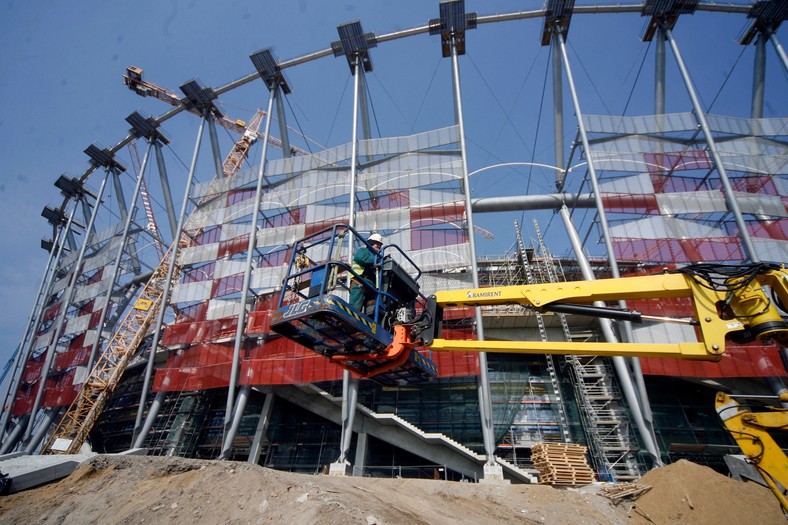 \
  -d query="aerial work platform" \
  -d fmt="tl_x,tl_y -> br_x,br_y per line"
270,225 -> 438,385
